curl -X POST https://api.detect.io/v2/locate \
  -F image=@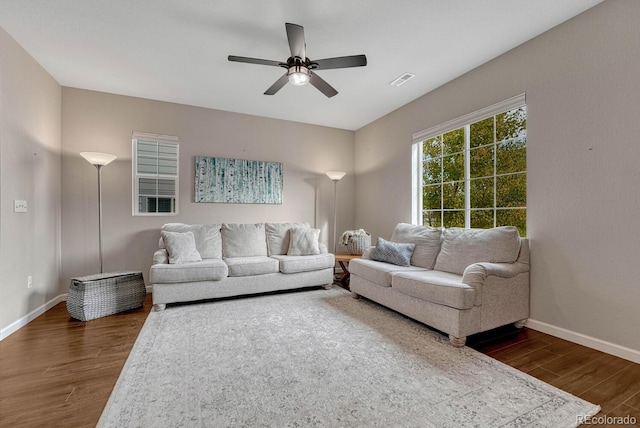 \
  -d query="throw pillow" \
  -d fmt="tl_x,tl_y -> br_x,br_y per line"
287,228 -> 321,256
160,223 -> 222,259
161,231 -> 202,264
265,222 -> 310,256
371,237 -> 415,267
